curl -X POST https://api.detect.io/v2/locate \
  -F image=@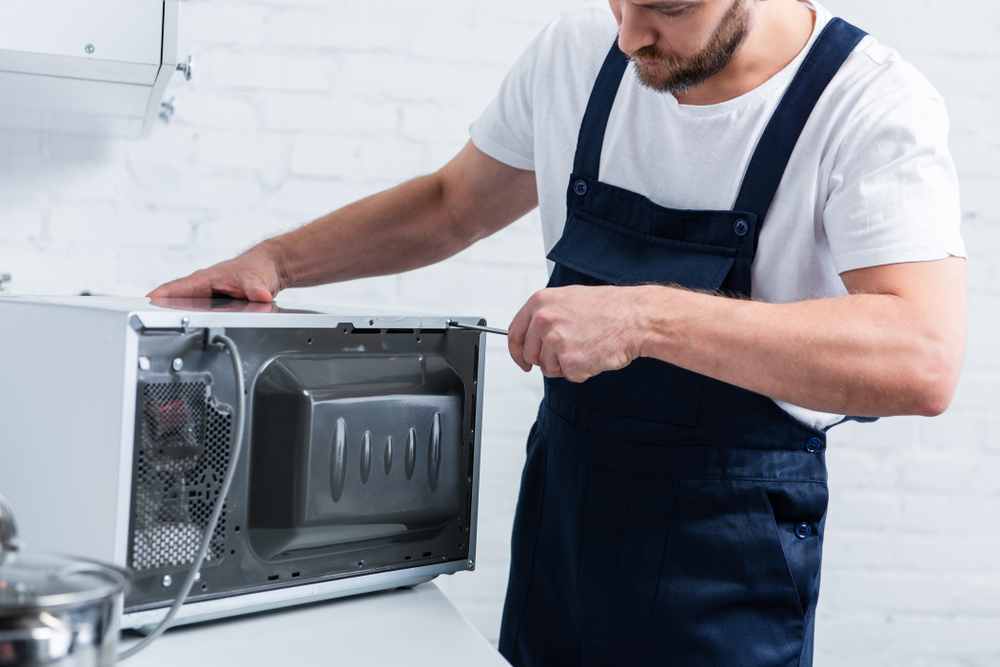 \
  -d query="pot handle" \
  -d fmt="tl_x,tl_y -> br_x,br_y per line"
0,493 -> 23,554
